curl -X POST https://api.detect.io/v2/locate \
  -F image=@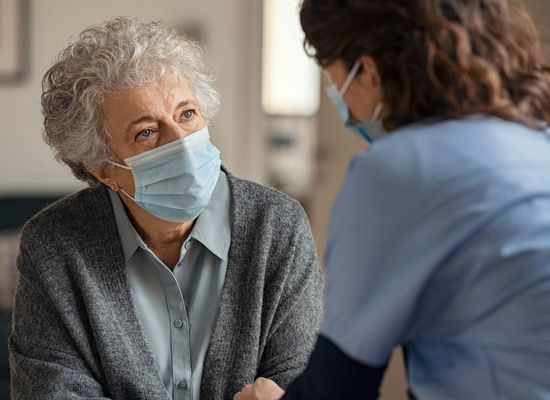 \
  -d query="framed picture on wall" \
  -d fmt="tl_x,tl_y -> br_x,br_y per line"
0,0 -> 29,83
